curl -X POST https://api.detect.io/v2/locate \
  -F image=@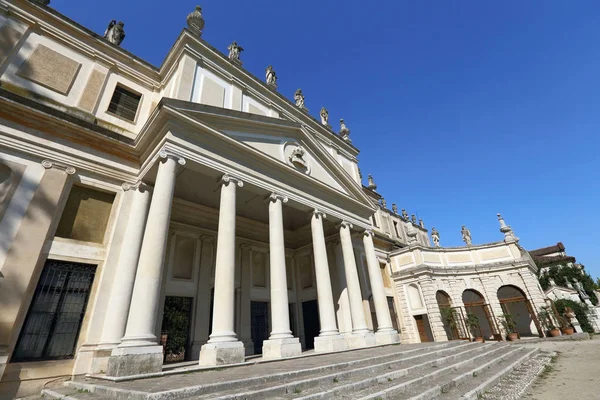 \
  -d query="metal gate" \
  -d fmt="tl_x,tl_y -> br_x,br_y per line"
12,260 -> 96,362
